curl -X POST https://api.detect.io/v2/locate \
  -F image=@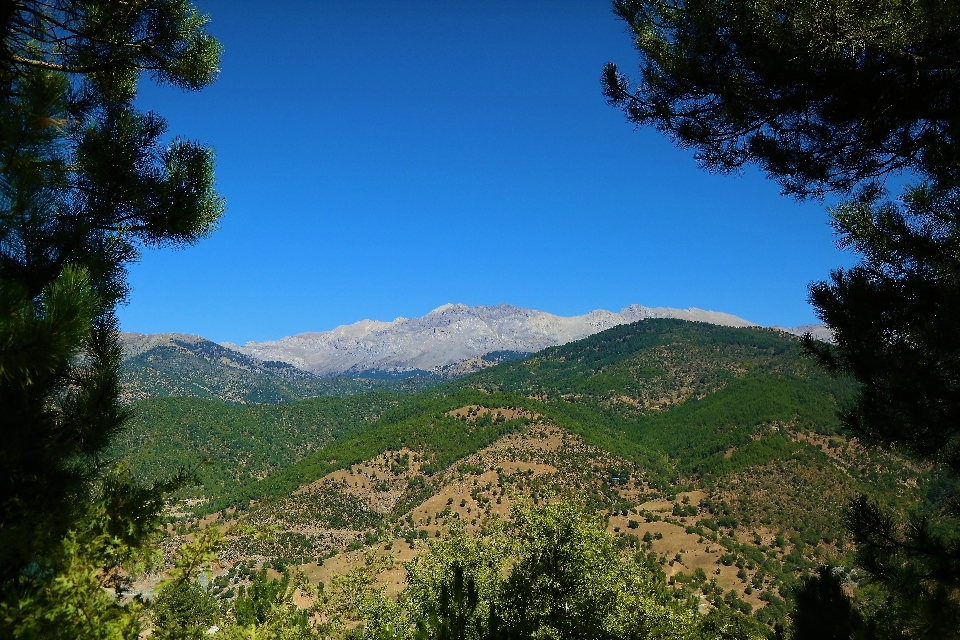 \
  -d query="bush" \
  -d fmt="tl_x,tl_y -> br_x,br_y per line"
233,568 -> 309,630
151,580 -> 219,640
